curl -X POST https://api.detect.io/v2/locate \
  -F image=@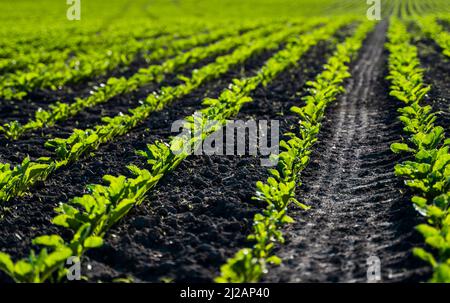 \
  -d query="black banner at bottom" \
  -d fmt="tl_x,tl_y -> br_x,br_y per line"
0,283 -> 448,301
